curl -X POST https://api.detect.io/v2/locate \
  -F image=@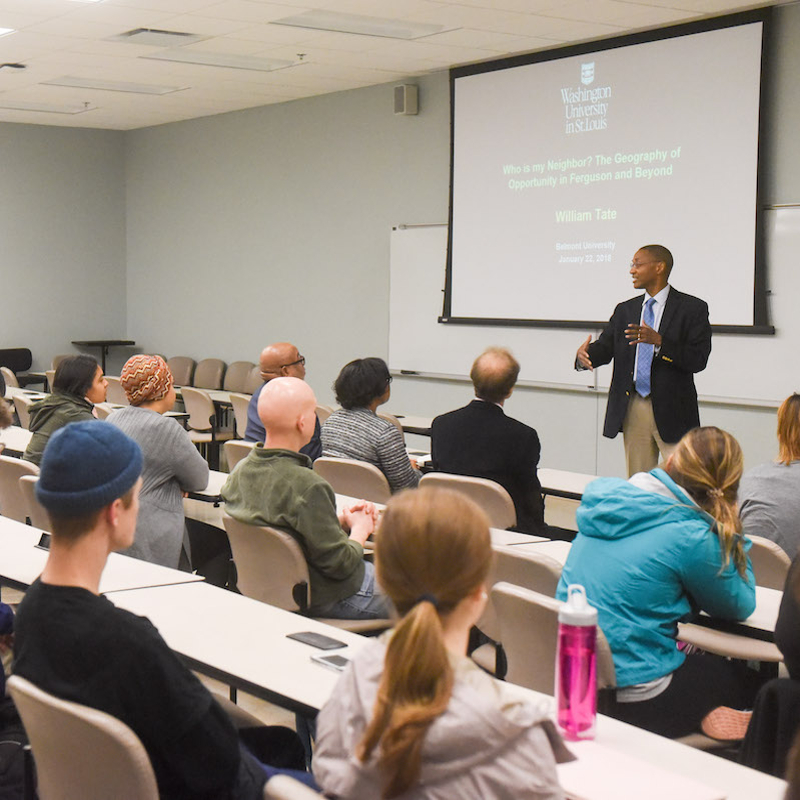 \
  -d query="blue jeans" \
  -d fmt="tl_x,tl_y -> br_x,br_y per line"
261,763 -> 318,789
312,561 -> 391,620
